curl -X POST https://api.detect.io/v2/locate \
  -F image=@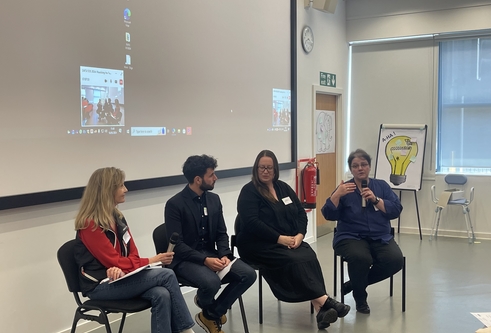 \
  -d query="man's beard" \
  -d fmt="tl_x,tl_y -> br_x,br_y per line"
200,182 -> 214,192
